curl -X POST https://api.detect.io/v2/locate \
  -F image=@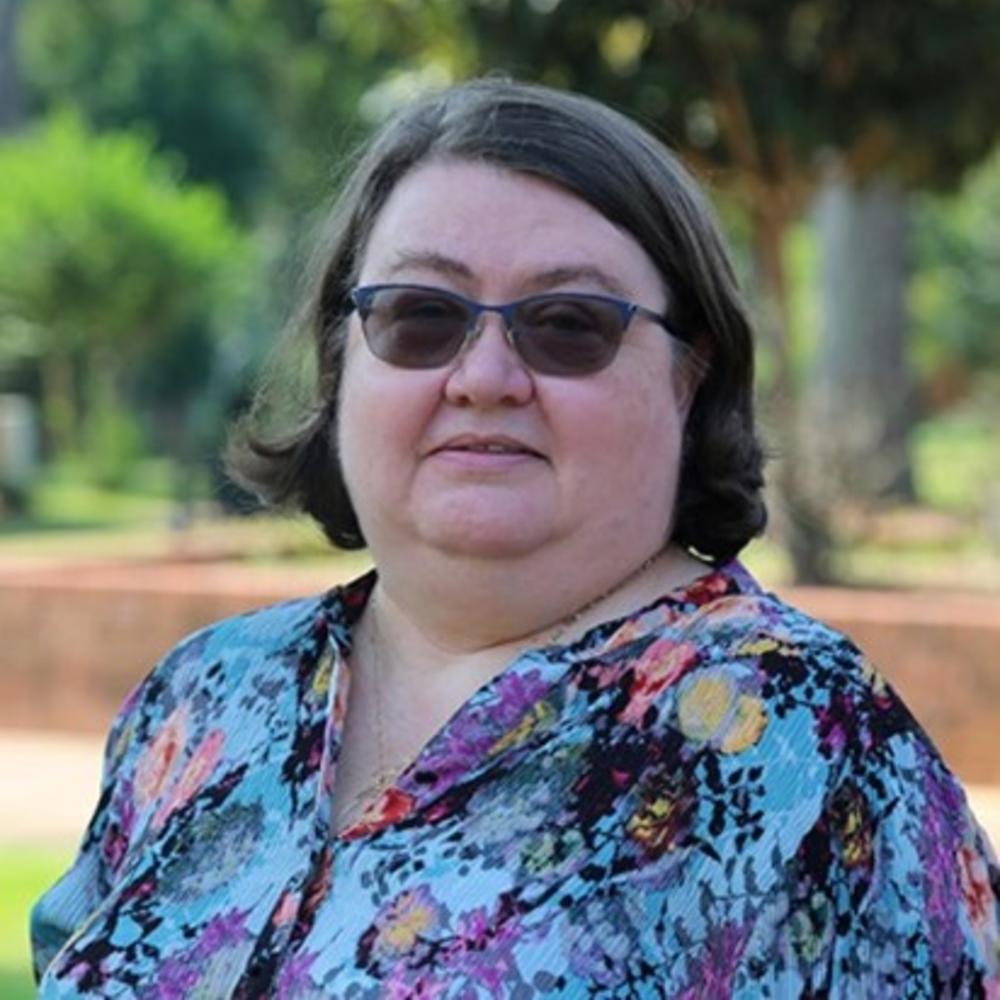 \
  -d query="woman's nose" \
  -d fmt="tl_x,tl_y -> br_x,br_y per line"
442,314 -> 535,407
